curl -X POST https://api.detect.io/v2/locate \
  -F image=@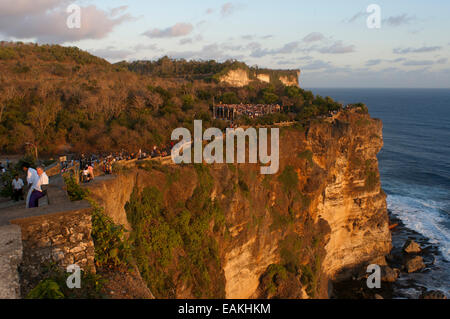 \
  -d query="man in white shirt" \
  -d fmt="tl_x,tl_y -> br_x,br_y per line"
28,166 -> 49,208
11,174 -> 24,202
22,163 -> 39,208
